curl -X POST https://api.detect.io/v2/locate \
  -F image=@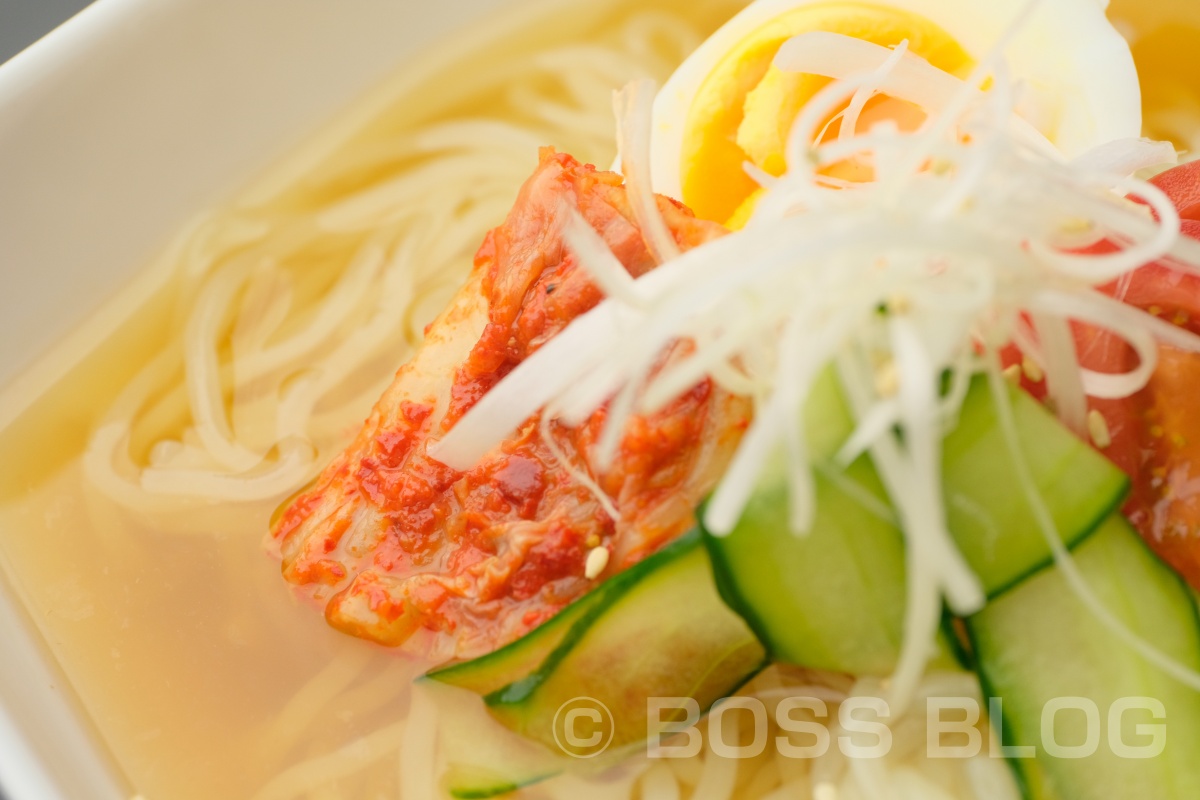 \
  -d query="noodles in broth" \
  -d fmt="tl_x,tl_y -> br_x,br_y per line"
0,0 -> 1197,798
